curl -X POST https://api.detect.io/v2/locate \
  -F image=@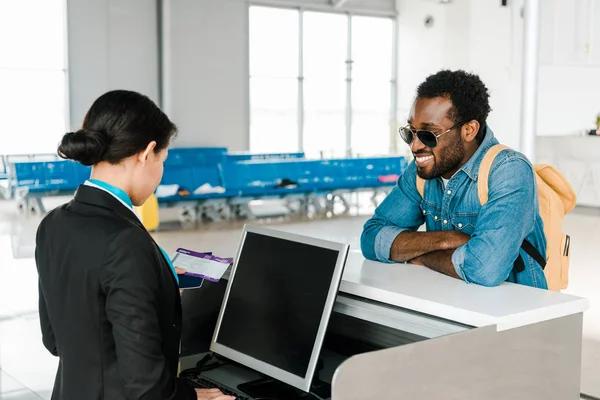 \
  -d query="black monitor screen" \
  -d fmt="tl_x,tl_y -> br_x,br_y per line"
215,231 -> 340,377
